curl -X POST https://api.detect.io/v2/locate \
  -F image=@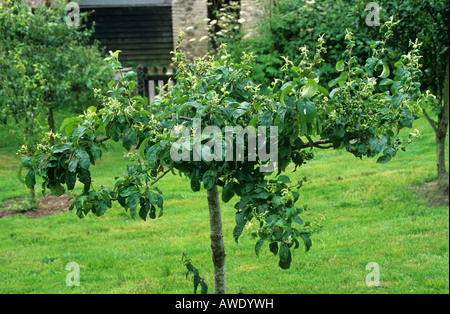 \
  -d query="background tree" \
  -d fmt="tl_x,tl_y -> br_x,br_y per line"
21,21 -> 424,293
349,0 -> 449,180
0,0 -> 112,153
